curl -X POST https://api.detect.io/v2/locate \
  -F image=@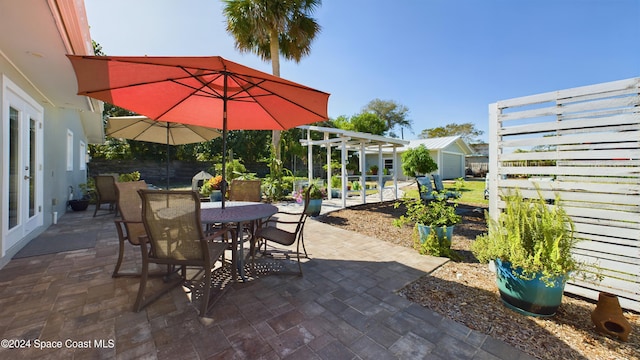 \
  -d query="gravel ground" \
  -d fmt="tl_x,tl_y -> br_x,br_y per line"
316,199 -> 639,360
